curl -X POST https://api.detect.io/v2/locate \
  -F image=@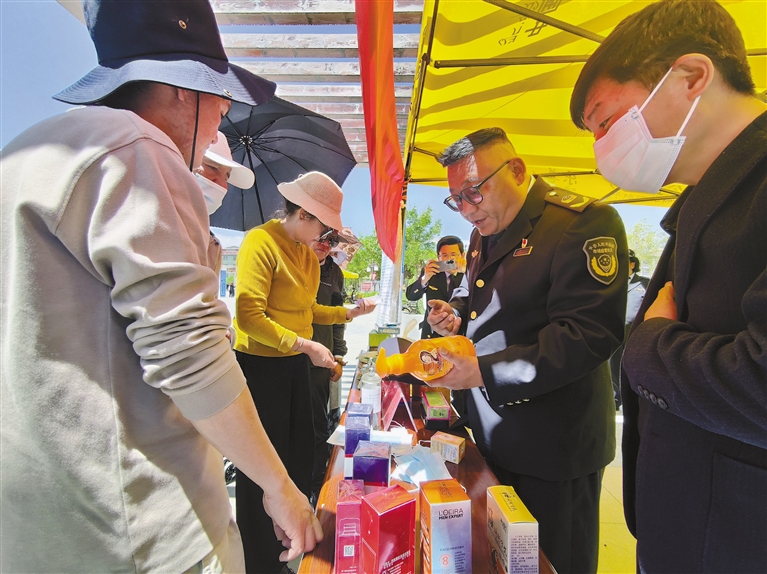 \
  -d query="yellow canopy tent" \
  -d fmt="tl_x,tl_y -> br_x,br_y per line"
404,0 -> 766,206
342,269 -> 359,279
